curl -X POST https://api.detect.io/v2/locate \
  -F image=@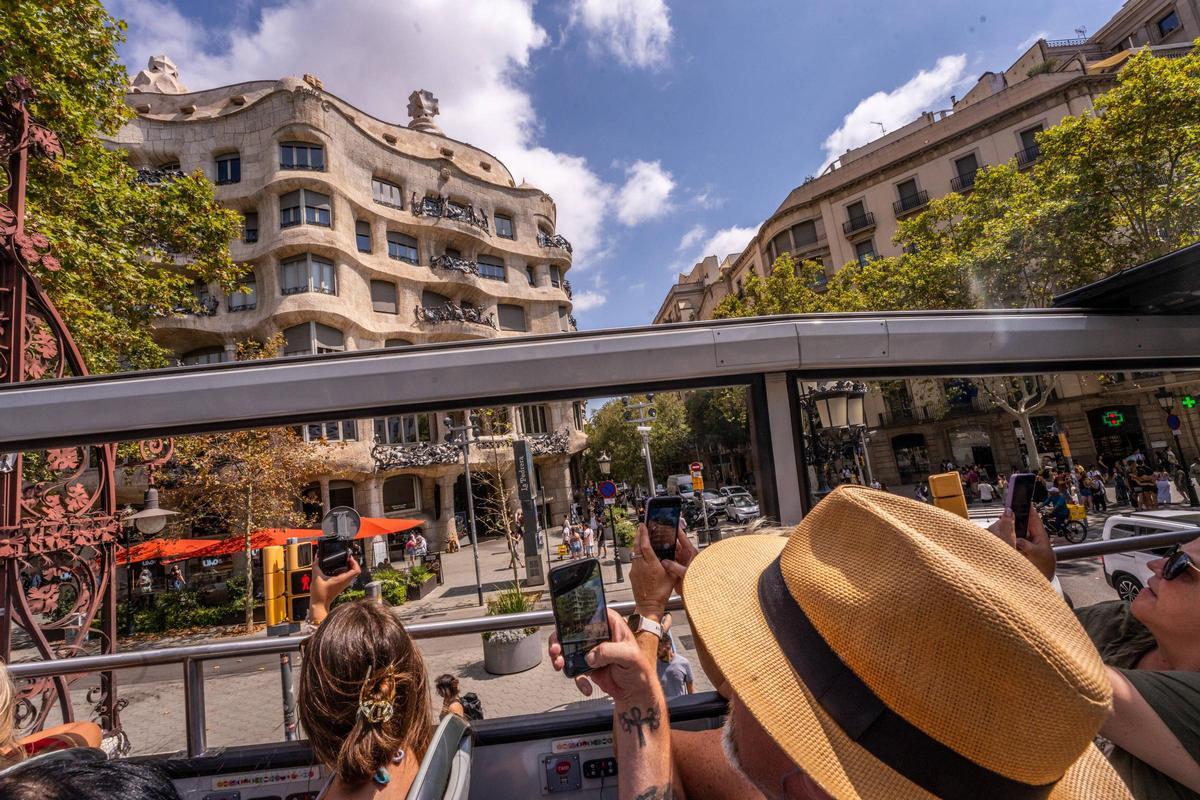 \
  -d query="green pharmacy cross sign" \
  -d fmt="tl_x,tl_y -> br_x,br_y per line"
1102,410 -> 1126,428
1182,395 -> 1197,410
